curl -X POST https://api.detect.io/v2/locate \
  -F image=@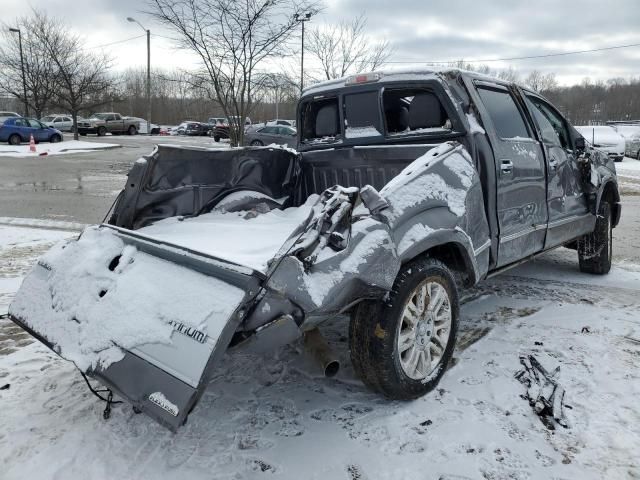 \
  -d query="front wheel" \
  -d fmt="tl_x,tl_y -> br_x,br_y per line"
213,135 -> 220,142
127,125 -> 137,135
250,139 -> 263,146
349,257 -> 459,400
50,134 -> 62,143
97,126 -> 107,137
578,201 -> 612,274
